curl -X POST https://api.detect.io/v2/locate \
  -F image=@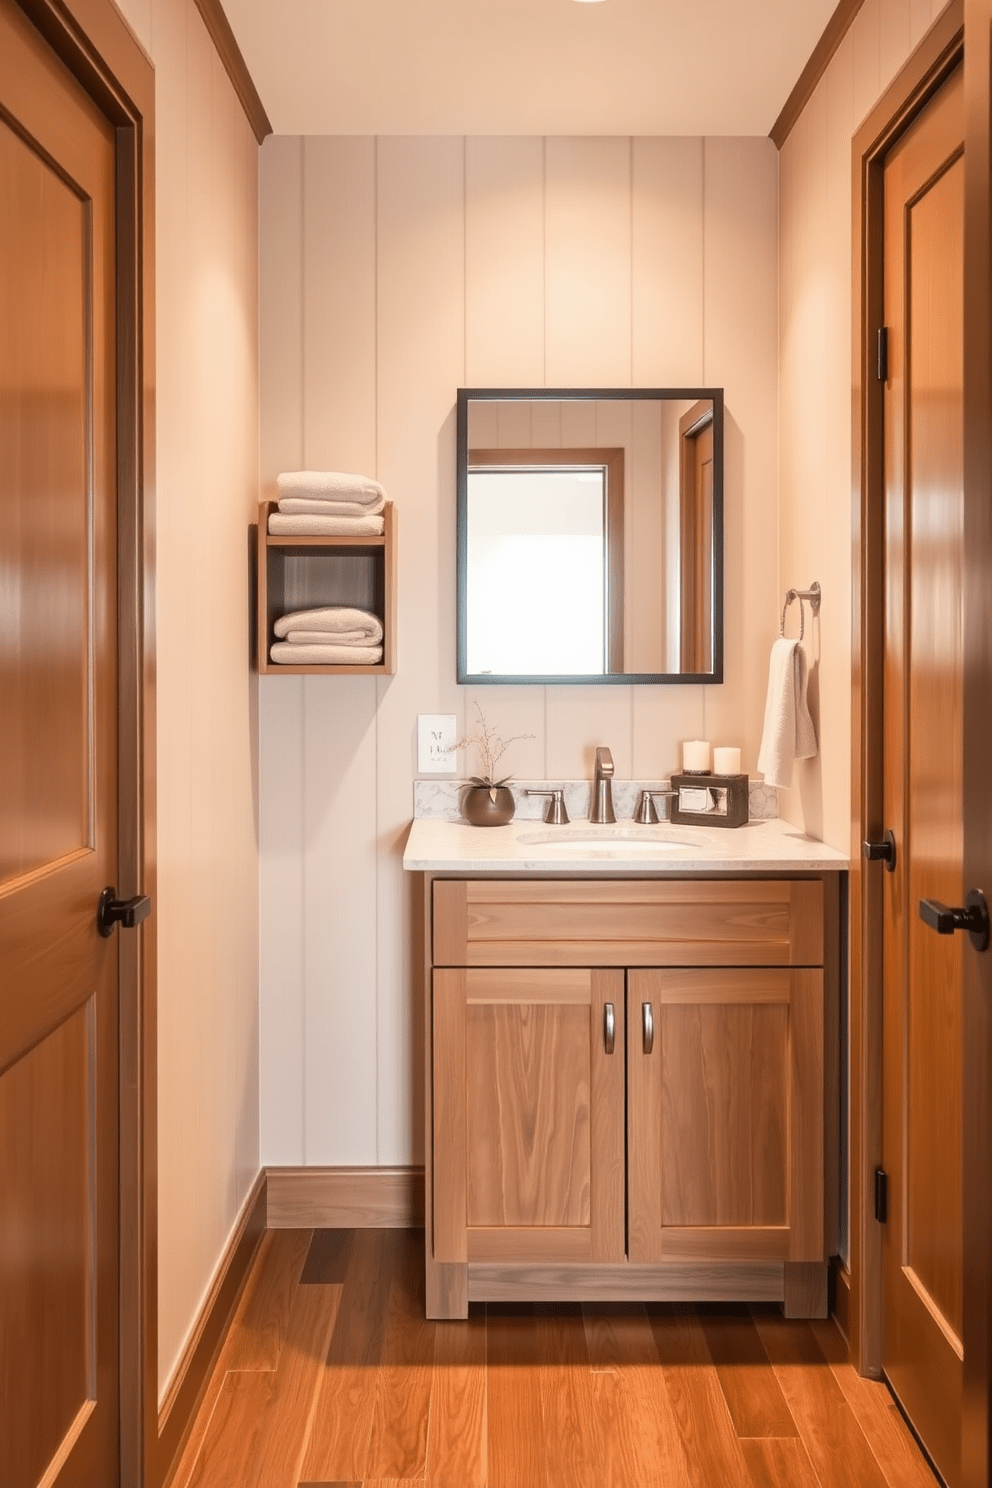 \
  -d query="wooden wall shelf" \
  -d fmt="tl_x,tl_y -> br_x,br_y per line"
256,499 -> 396,675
